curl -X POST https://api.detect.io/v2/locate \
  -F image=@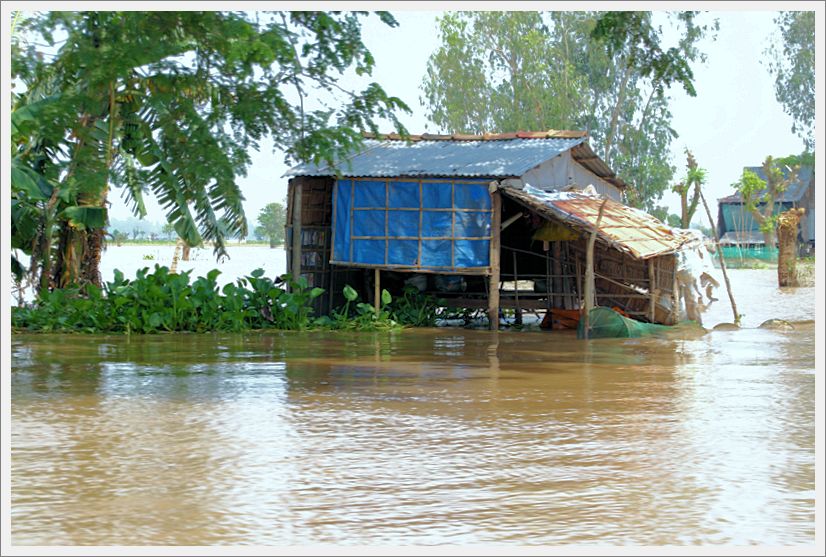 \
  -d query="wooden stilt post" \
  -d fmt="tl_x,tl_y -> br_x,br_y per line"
648,259 -> 656,322
575,251 -> 581,307
290,180 -> 303,287
513,250 -> 521,325
582,199 -> 608,339
671,257 -> 680,325
374,268 -> 381,313
488,188 -> 502,331
552,241 -> 562,309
